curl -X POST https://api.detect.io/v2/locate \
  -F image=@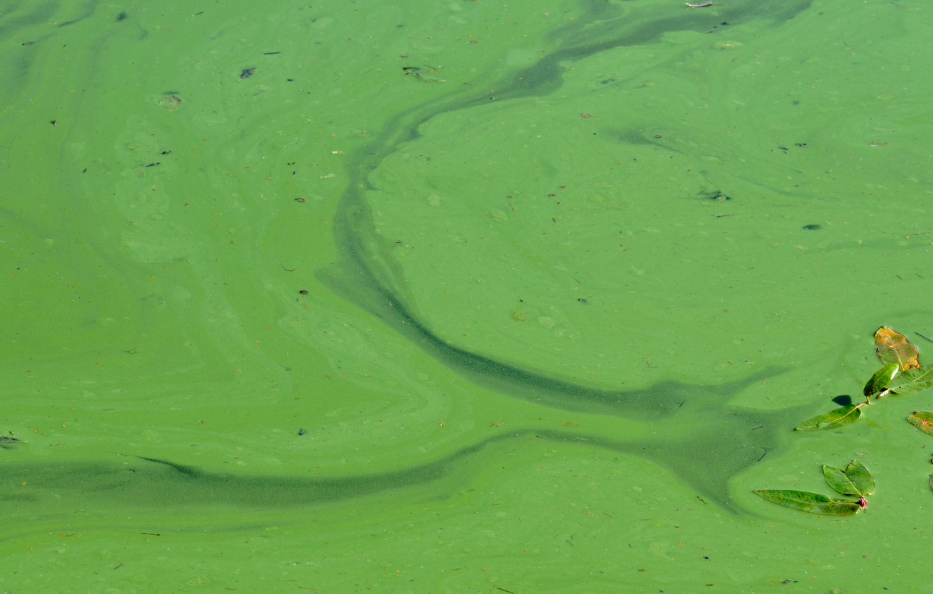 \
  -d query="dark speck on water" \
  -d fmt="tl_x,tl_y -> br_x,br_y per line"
700,190 -> 730,201
802,224 -> 822,230
297,428 -> 306,436
0,436 -> 23,448
240,67 -> 256,79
